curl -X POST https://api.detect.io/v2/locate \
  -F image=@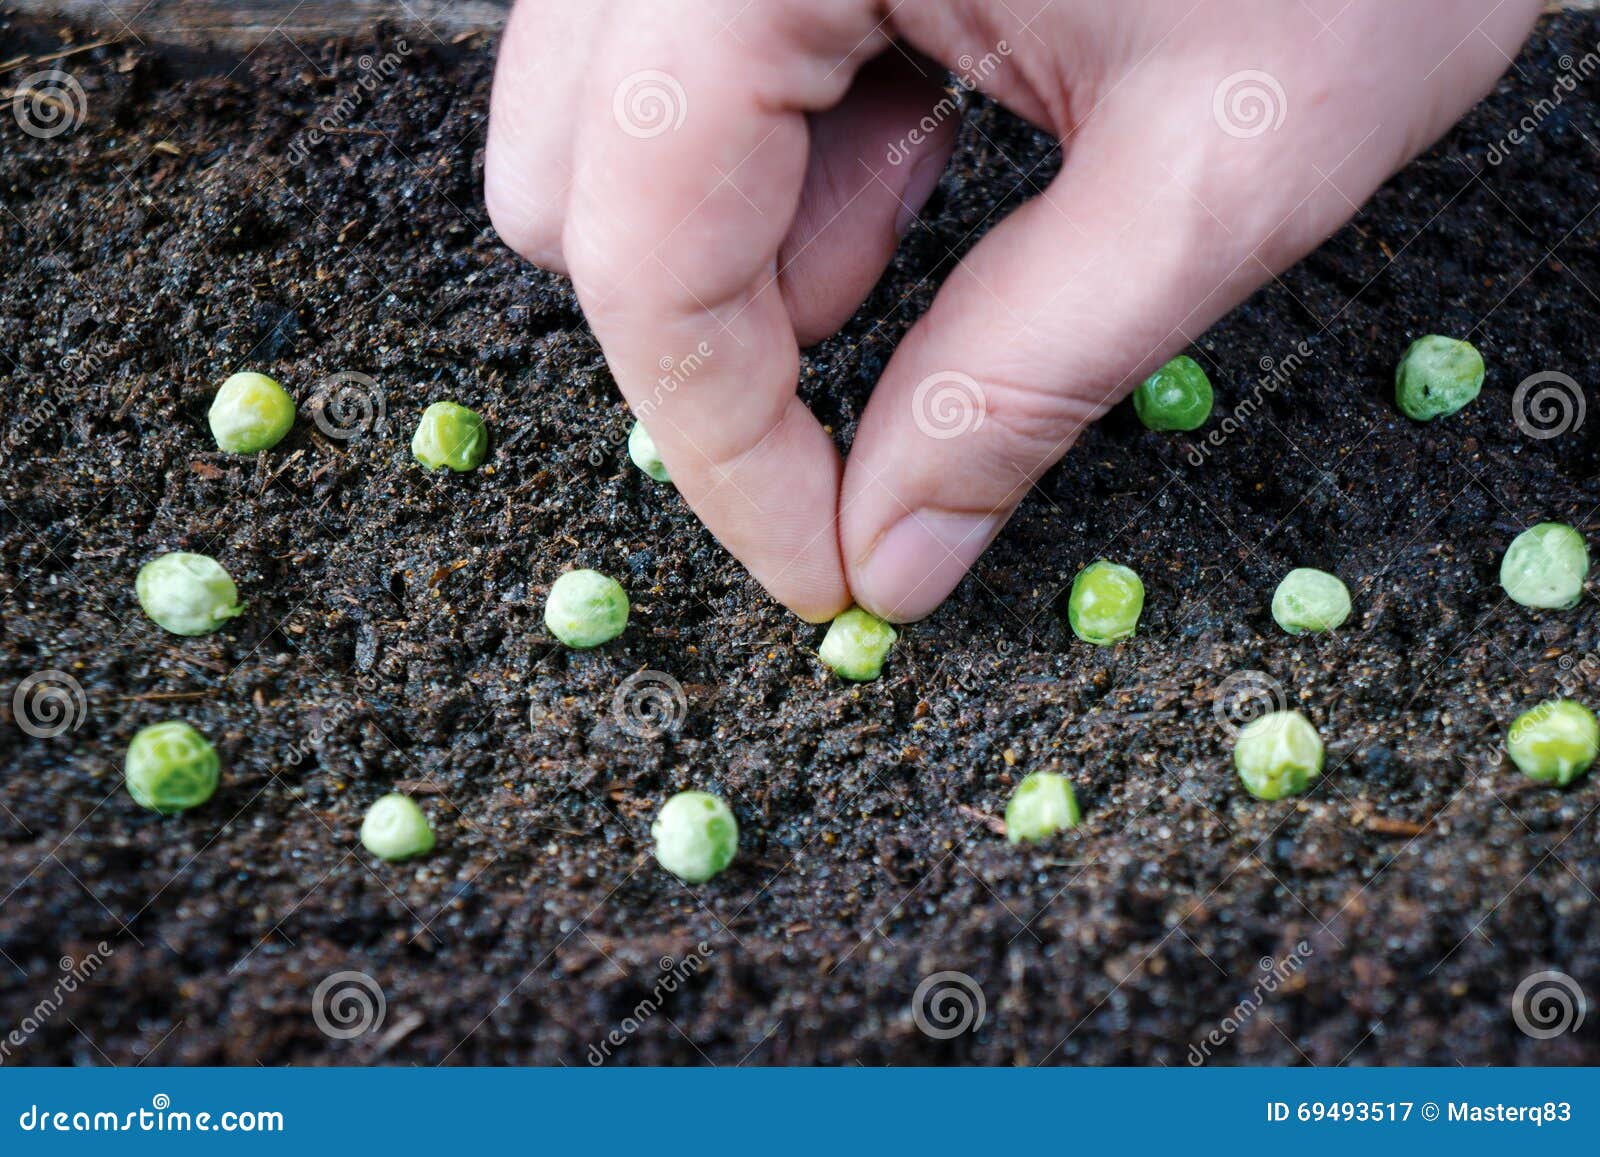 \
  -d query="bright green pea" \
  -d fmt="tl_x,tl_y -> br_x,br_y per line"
1271,568 -> 1351,634
628,420 -> 670,483
412,401 -> 487,472
544,569 -> 629,647
818,607 -> 897,682
1508,699 -> 1598,787
360,793 -> 435,861
1005,772 -> 1080,844
1500,522 -> 1588,609
208,371 -> 296,453
125,721 -> 219,813
1394,335 -> 1484,421
1068,560 -> 1144,645
651,790 -> 738,883
1233,710 -> 1323,801
136,551 -> 244,636
1133,355 -> 1213,431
